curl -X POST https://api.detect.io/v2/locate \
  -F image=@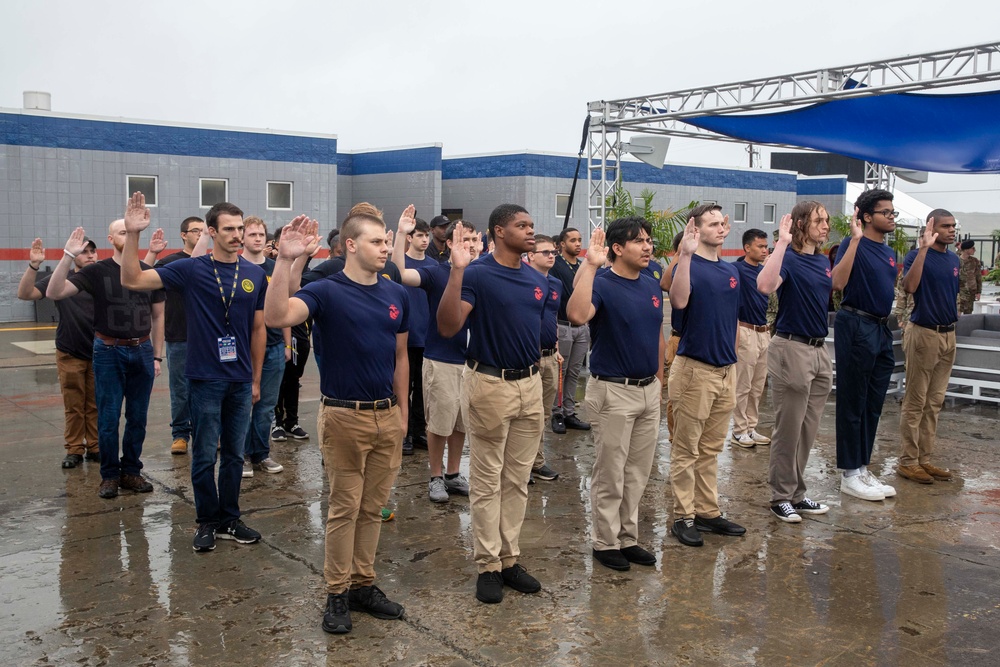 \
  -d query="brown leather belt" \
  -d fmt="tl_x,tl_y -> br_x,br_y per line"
95,332 -> 150,347
739,321 -> 769,333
